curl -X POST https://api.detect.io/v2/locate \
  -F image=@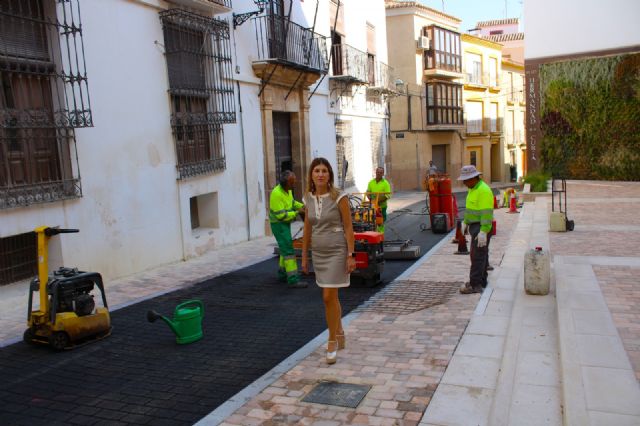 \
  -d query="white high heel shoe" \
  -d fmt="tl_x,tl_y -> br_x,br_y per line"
326,340 -> 338,364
